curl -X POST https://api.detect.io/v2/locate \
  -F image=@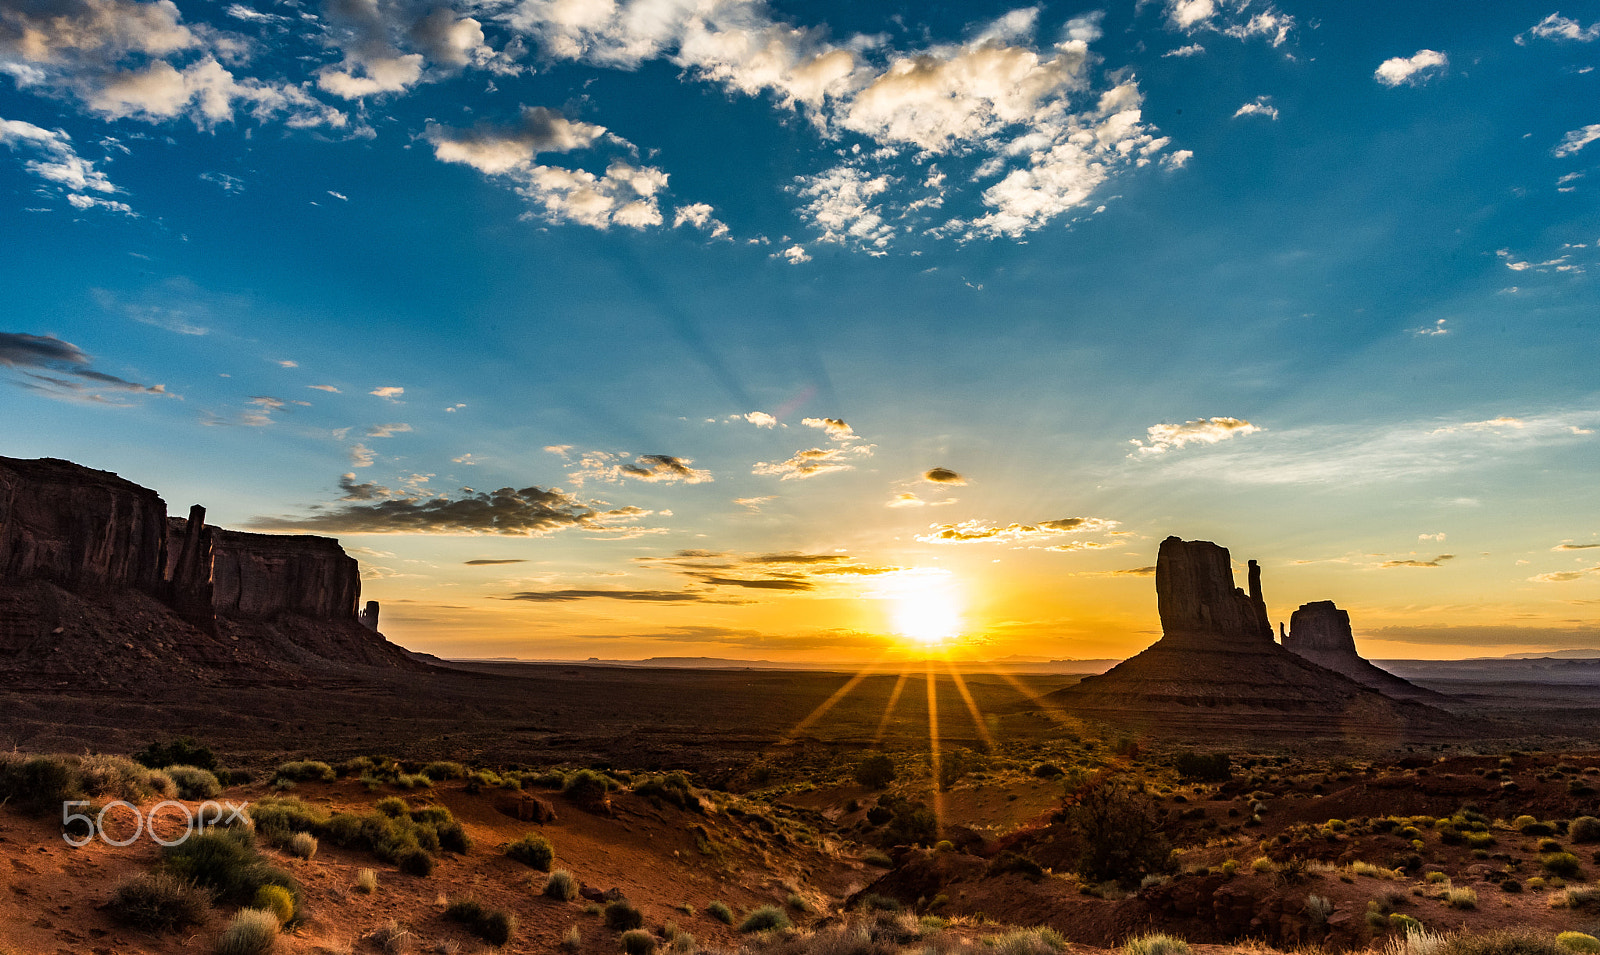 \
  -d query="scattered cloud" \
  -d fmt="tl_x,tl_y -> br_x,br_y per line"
1233,96 -> 1278,120
1419,532 -> 1447,542
1161,0 -> 1294,46
370,385 -> 404,399
1380,554 -> 1455,568
504,588 -> 744,603
916,516 -> 1118,545
922,467 -> 965,485
733,495 -> 775,511
309,384 -> 341,393
888,492 -> 926,508
365,422 -> 412,438
1130,416 -> 1262,455
1554,124 -> 1600,158
1414,318 -> 1449,336
802,416 -> 857,442
1375,49 -> 1448,87
1164,43 -> 1205,57
794,164 -> 894,250
779,244 -> 811,264
568,451 -> 713,485
1555,543 -> 1600,551
0,330 -> 169,404
464,558 -> 527,565
1530,564 -> 1600,583
1517,14 -> 1600,44
735,411 -> 779,428
752,444 -> 872,480
250,478 -> 654,536
672,202 -> 728,237
348,443 -> 376,467
0,118 -> 131,213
